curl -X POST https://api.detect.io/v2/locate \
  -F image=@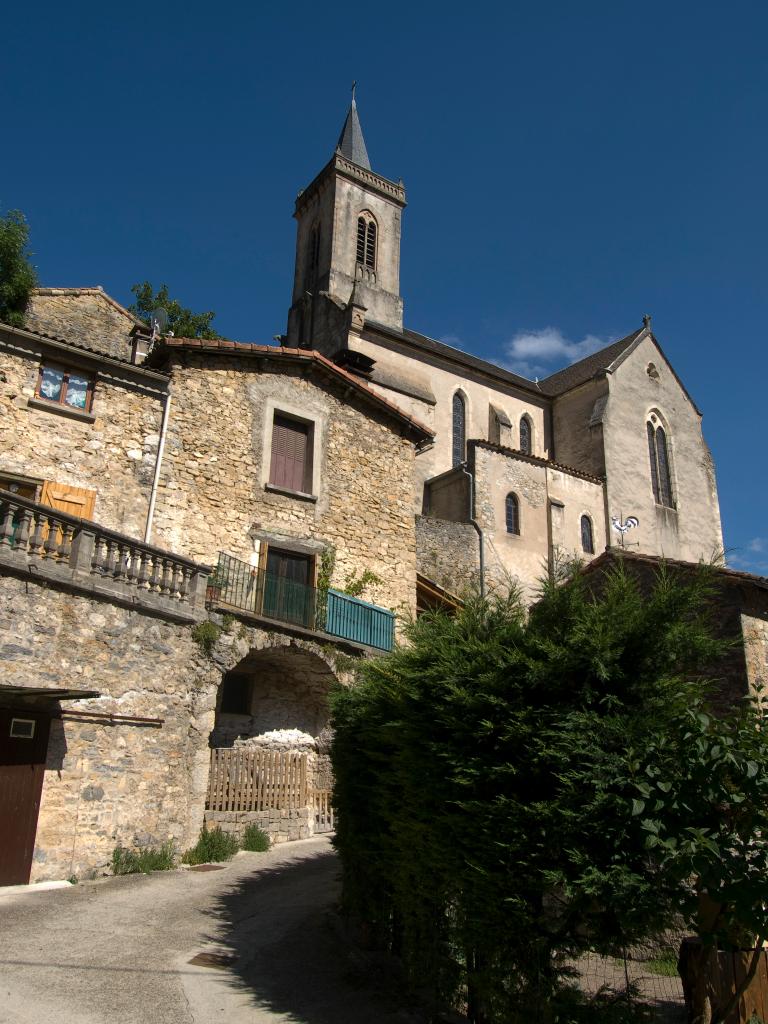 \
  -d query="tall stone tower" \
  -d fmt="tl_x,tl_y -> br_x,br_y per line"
286,90 -> 407,352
